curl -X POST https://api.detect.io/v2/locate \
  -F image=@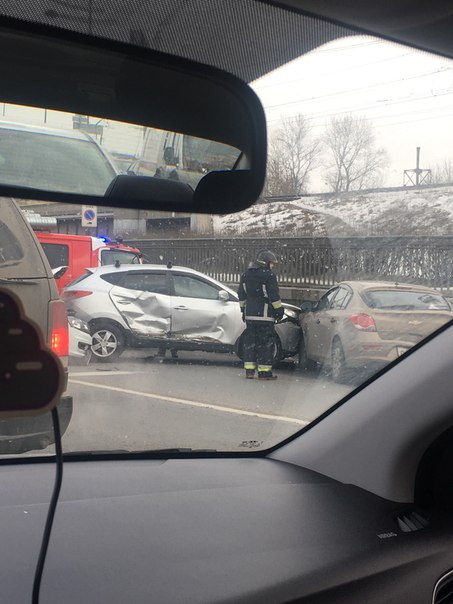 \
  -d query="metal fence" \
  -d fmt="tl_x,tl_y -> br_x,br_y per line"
128,237 -> 453,292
